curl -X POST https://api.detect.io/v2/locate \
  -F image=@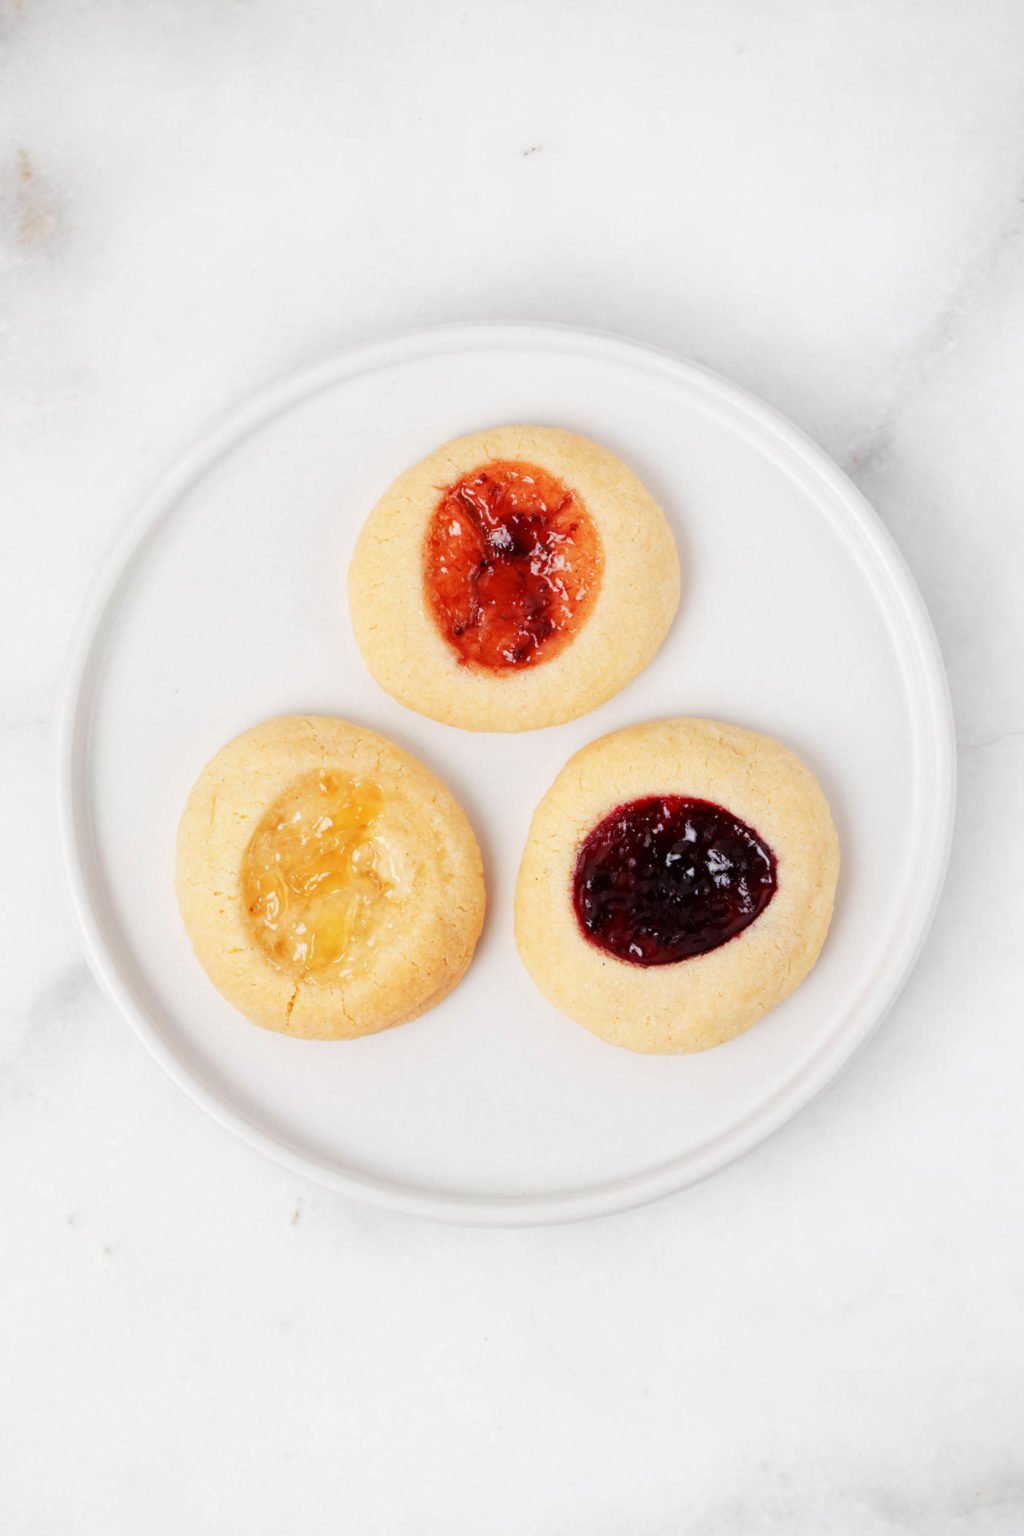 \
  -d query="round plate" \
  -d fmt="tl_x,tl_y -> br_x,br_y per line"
56,323 -> 955,1225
